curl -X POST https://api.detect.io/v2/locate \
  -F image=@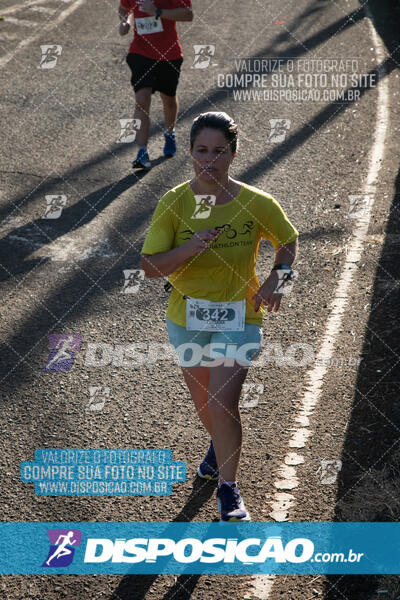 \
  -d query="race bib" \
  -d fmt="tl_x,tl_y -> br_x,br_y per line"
186,298 -> 246,332
135,16 -> 164,35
